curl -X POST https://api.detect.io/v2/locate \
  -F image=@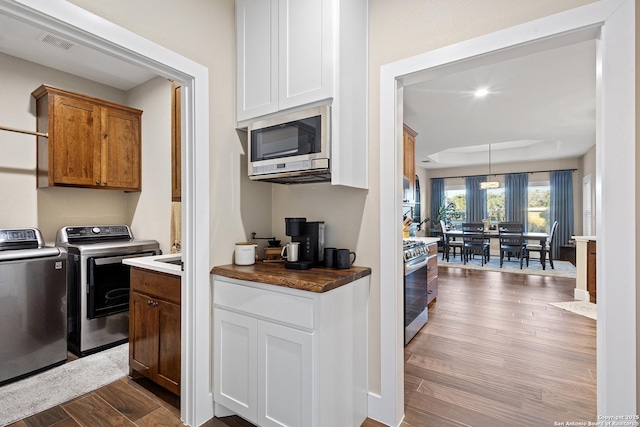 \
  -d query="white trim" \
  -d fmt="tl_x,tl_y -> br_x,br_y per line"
574,288 -> 591,302
378,0 -> 635,424
0,1 -> 212,425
